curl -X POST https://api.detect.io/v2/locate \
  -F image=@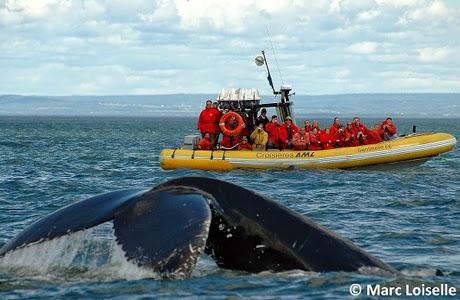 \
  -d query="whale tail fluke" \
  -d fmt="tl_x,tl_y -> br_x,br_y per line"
1,176 -> 396,278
